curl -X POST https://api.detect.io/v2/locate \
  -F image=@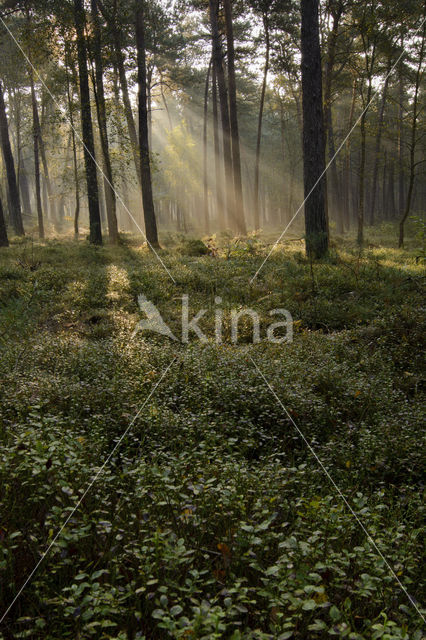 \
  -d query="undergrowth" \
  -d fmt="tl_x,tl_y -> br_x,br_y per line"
0,231 -> 424,639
